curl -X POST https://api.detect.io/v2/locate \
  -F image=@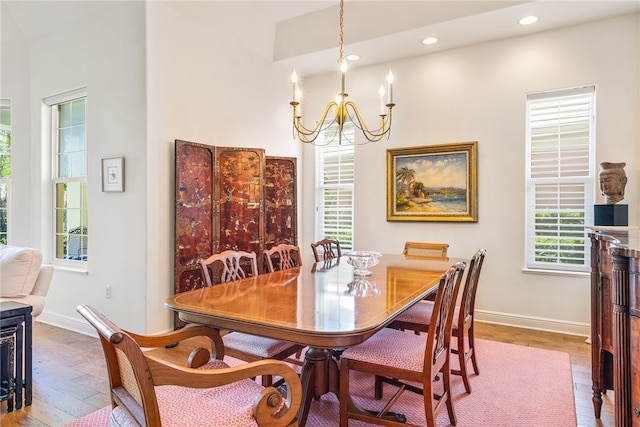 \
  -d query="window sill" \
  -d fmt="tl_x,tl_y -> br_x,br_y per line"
53,264 -> 89,275
521,267 -> 589,279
